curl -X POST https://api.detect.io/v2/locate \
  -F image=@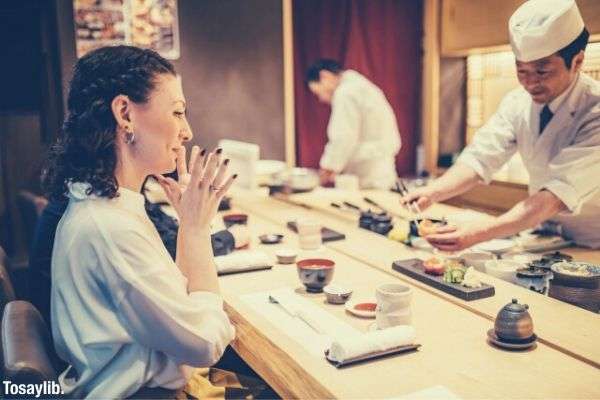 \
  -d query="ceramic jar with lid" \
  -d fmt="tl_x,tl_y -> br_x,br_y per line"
494,298 -> 534,342
370,214 -> 393,235
359,211 -> 376,230
516,264 -> 551,294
